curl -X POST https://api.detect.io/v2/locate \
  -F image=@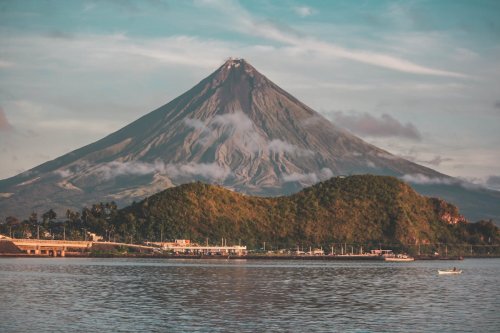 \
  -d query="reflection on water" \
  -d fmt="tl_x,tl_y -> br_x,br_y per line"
0,258 -> 499,332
